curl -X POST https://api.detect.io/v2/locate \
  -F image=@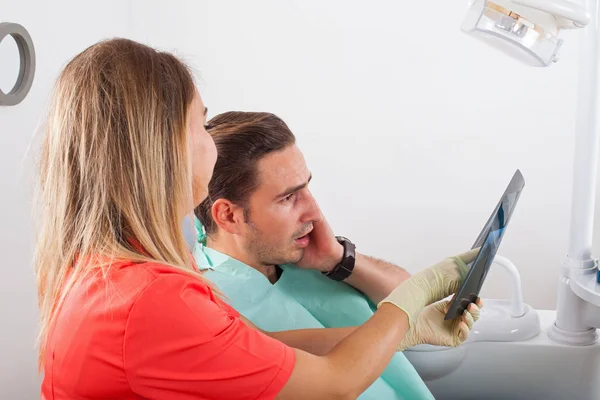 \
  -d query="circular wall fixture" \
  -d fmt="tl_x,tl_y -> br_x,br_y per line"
0,22 -> 35,106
